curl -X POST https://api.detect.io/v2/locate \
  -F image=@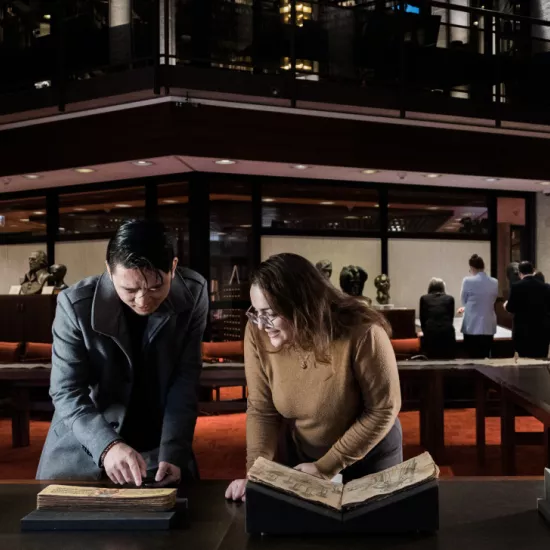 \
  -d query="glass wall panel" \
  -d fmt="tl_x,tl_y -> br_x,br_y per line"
0,196 -> 47,239
58,187 -> 146,237
387,188 -> 488,235
261,236 -> 381,303
388,239 -> 491,313
262,183 -> 379,232
55,240 -> 110,286
496,196 -> 526,299
209,180 -> 253,341
158,181 -> 190,265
